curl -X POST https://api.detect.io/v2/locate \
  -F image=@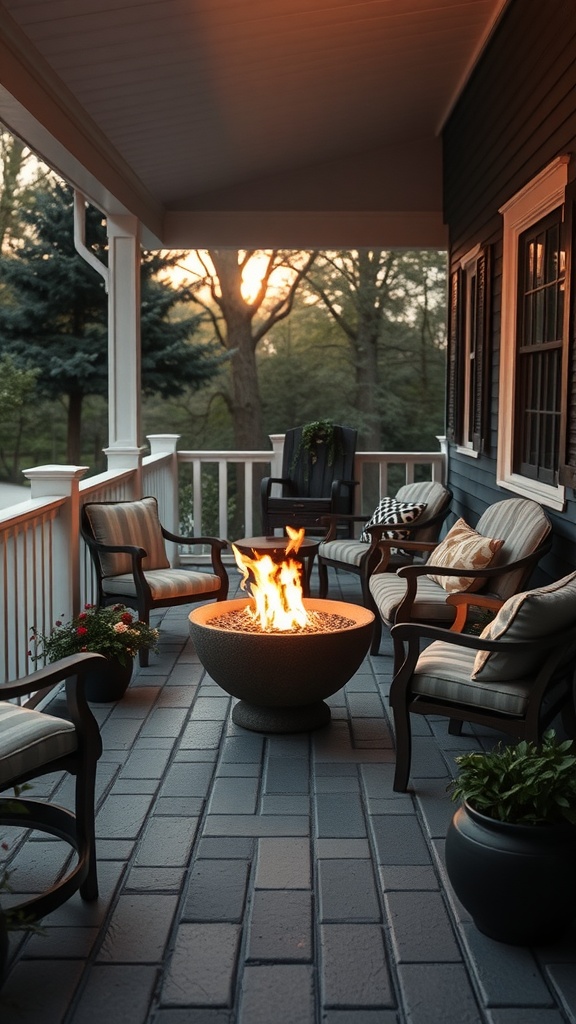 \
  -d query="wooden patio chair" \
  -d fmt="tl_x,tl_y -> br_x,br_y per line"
81,496 -> 229,666
317,480 -> 452,604
368,496 -> 552,663
0,652 -> 104,921
260,423 -> 357,536
389,570 -> 576,791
